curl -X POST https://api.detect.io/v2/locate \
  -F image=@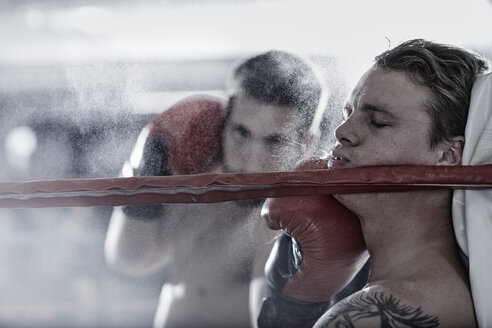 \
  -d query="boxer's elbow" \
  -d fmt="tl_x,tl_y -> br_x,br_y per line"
104,235 -> 137,276
104,234 -> 171,277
